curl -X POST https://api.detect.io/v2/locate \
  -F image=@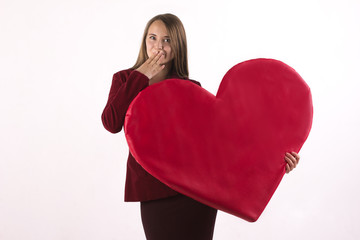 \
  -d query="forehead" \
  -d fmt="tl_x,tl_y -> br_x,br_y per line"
147,20 -> 169,36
